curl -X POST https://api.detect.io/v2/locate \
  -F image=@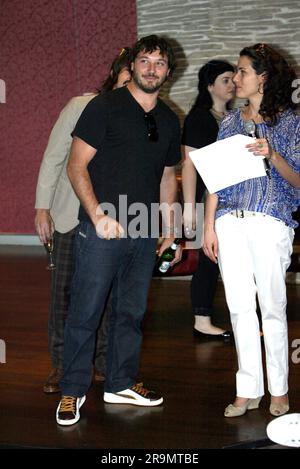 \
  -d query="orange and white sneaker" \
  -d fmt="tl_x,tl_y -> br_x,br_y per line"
56,395 -> 86,426
104,382 -> 163,407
